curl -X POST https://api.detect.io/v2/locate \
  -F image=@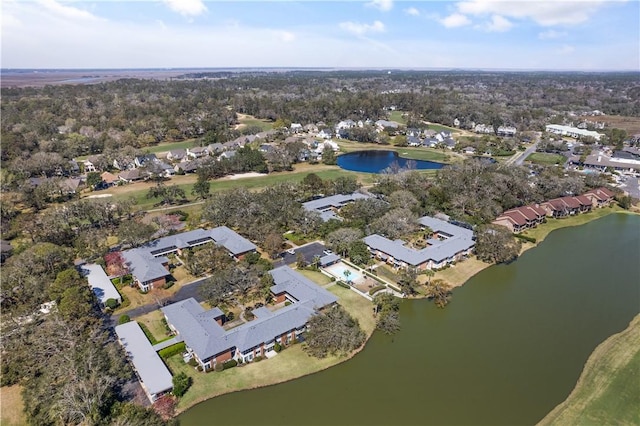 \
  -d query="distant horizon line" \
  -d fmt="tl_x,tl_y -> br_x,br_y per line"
2,67 -> 639,73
